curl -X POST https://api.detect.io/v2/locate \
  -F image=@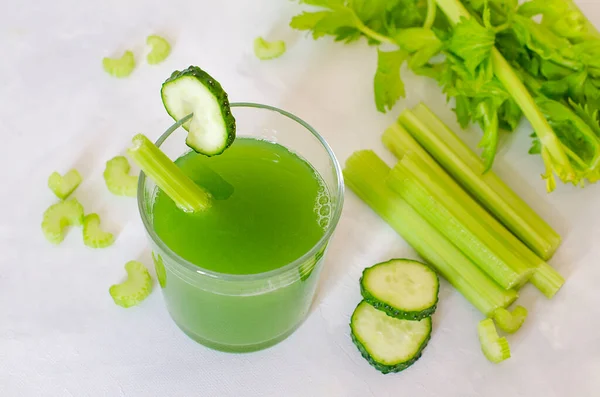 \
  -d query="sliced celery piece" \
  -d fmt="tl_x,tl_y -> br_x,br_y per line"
127,134 -> 211,213
102,51 -> 135,78
399,104 -> 561,260
109,261 -> 152,308
478,318 -> 511,363
83,213 -> 115,248
493,306 -> 528,334
147,35 -> 171,65
48,169 -> 82,200
388,153 -> 535,289
253,37 -> 286,60
104,156 -> 138,197
344,150 -> 517,316
384,121 -> 565,298
41,199 -> 84,244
